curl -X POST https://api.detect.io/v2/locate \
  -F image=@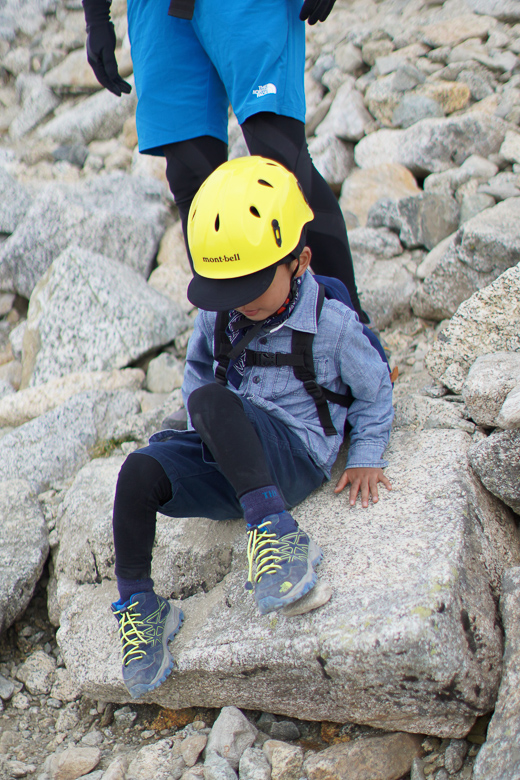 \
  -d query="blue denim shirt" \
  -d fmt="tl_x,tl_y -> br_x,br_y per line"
182,270 -> 394,478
